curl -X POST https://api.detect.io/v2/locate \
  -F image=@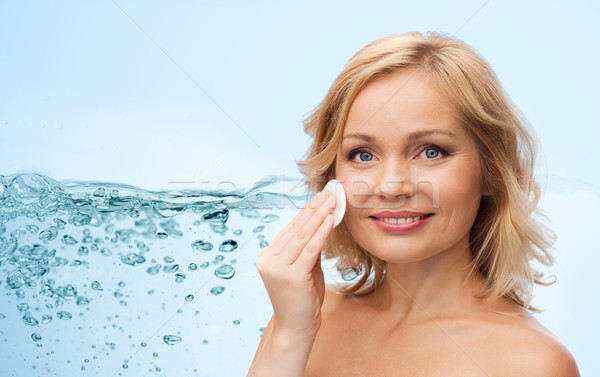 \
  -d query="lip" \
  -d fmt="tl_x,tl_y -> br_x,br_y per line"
371,211 -> 431,218
369,212 -> 434,234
